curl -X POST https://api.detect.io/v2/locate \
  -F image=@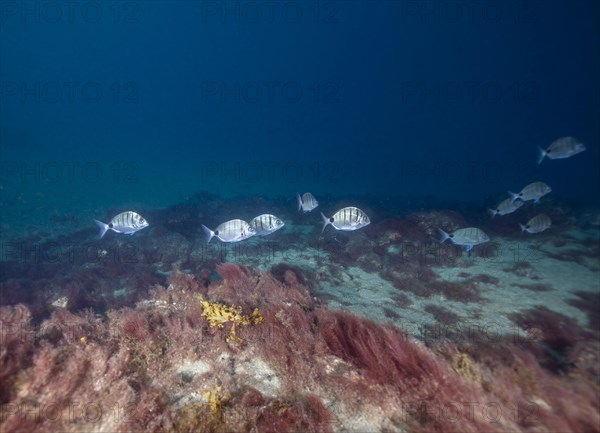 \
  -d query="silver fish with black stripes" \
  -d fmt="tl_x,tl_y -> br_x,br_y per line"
519,214 -> 552,233
537,136 -> 586,164
297,192 -> 319,212
438,227 -> 489,252
249,214 -> 285,236
94,211 -> 149,238
487,197 -> 524,217
508,181 -> 551,204
321,207 -> 370,233
202,219 -> 256,243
